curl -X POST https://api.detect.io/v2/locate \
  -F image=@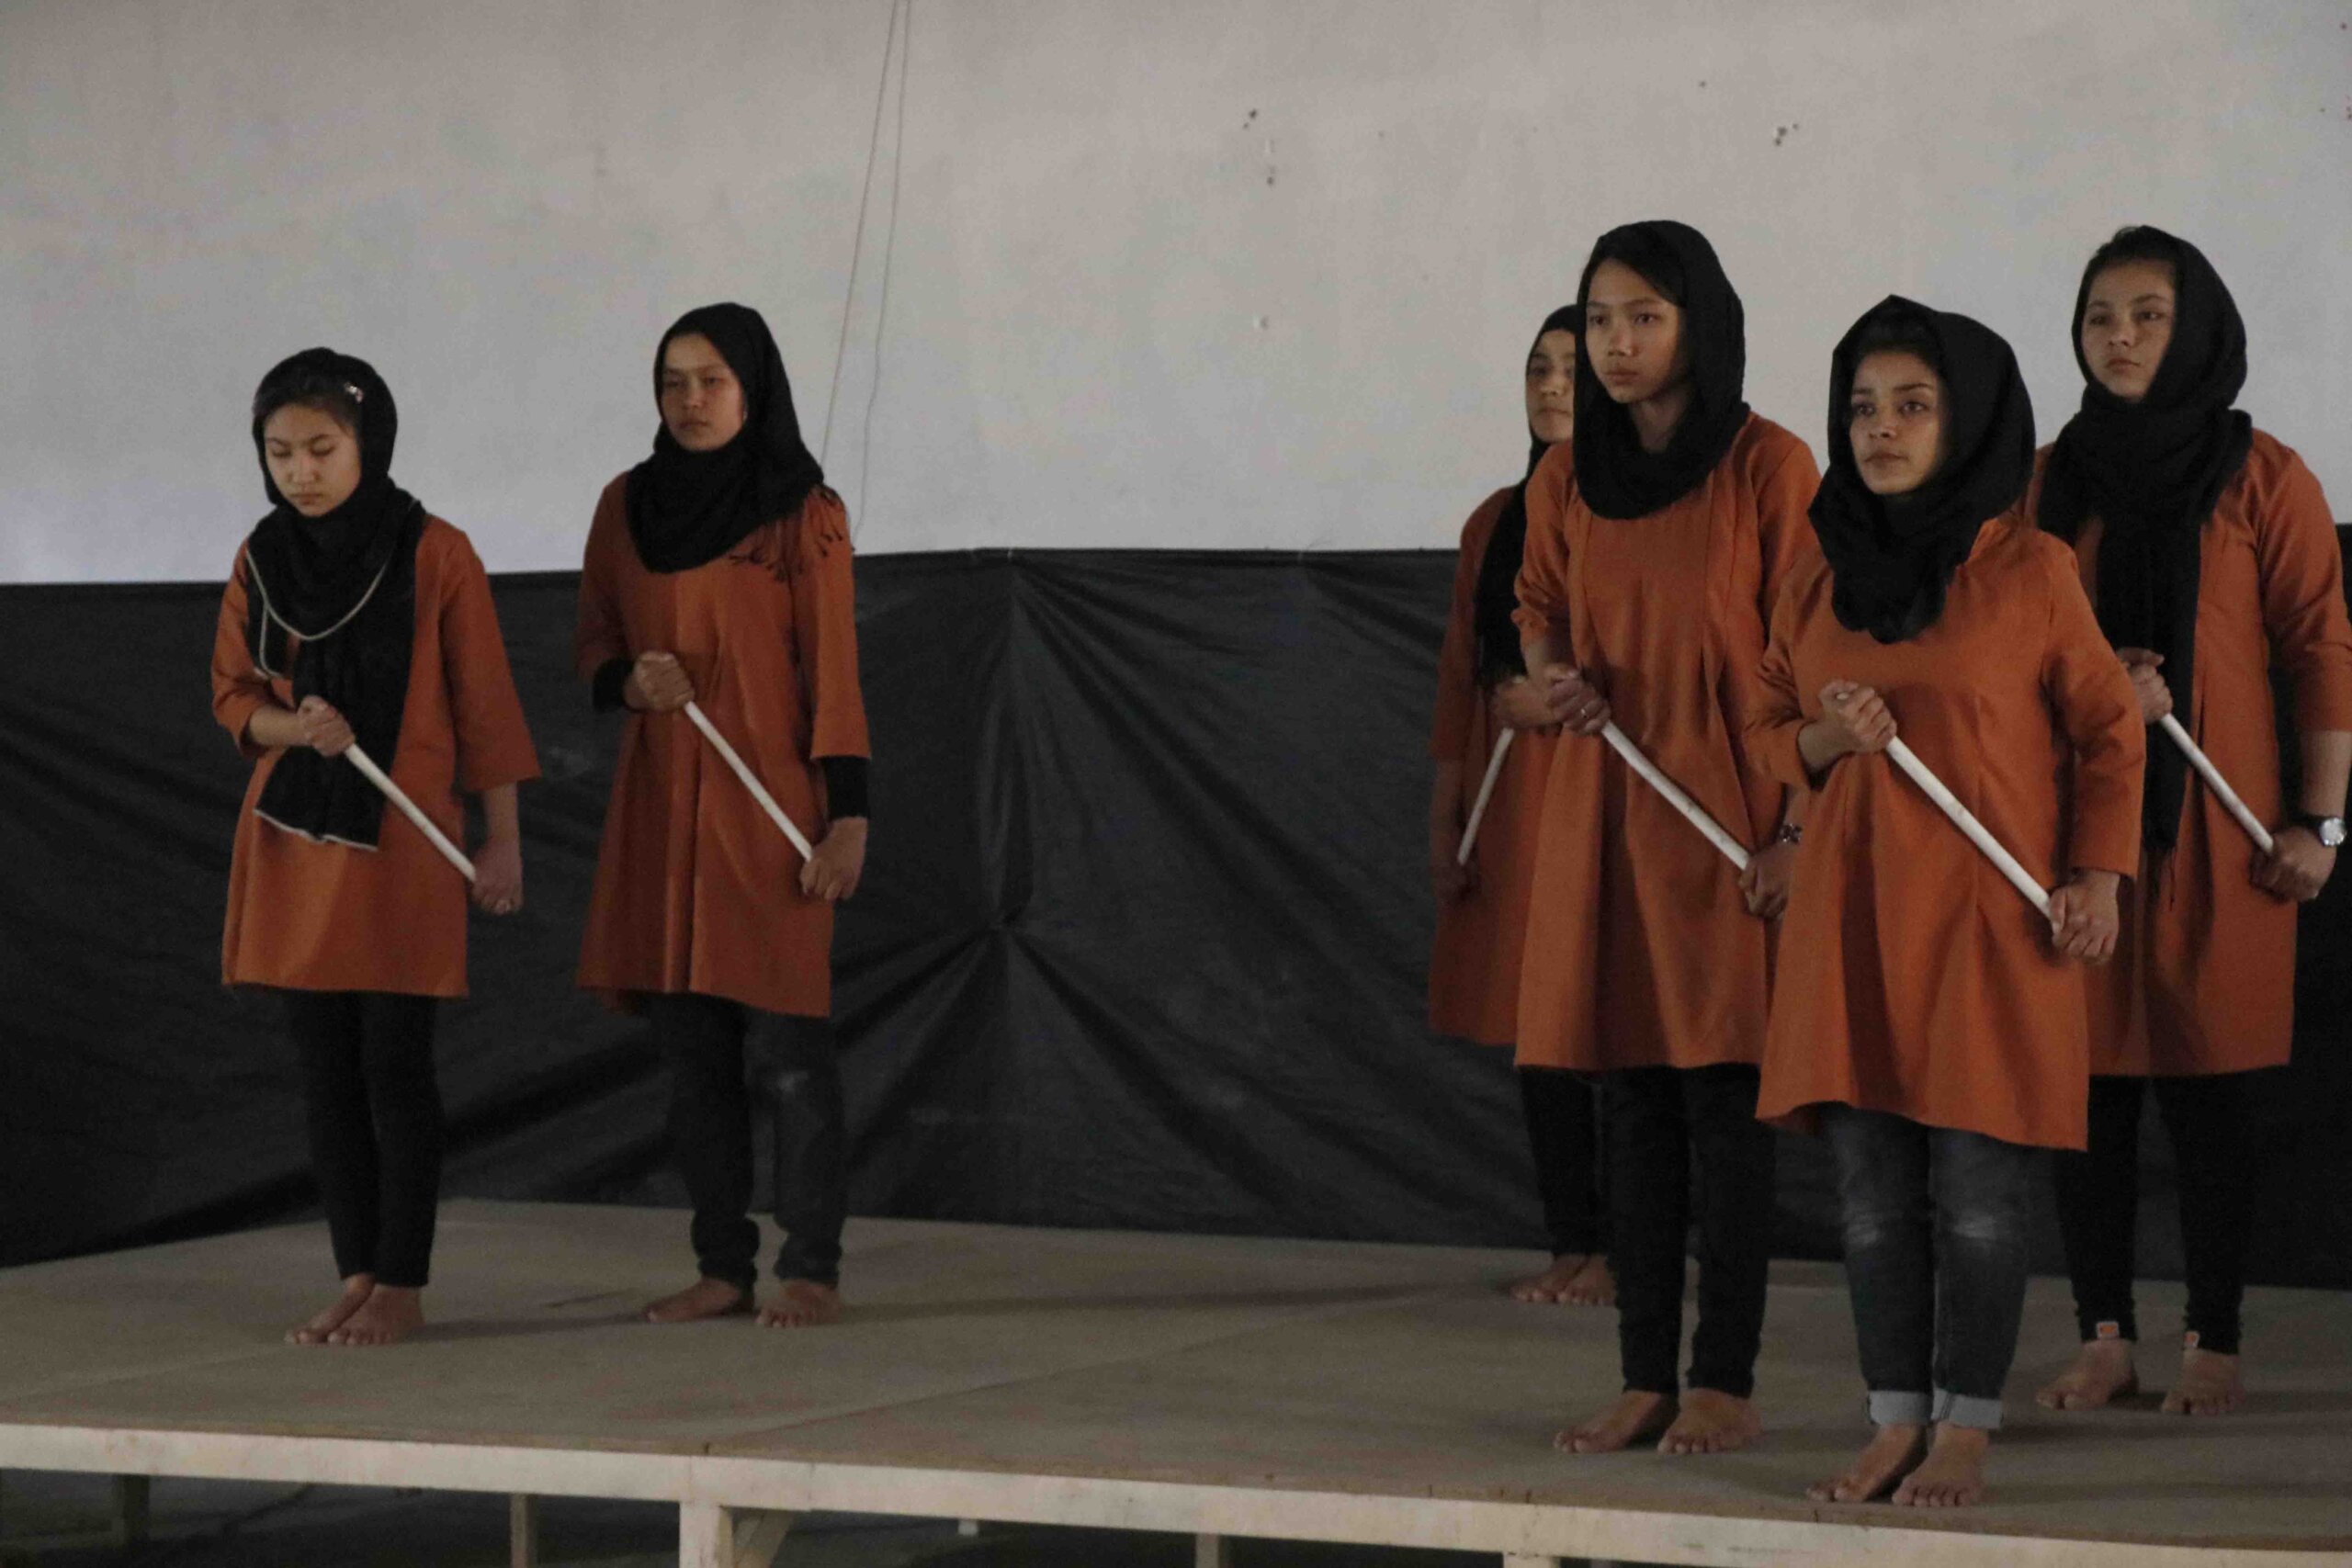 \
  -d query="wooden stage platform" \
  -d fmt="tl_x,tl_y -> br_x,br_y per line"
0,1201 -> 2346,1566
